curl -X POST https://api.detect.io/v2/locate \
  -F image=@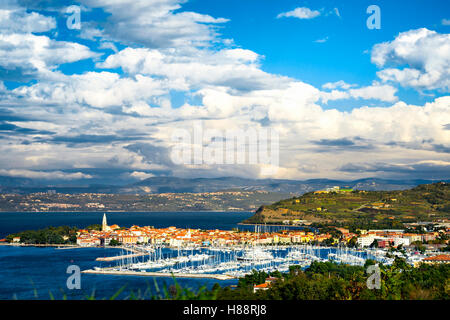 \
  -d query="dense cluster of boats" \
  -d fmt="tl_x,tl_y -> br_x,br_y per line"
98,244 -> 401,277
